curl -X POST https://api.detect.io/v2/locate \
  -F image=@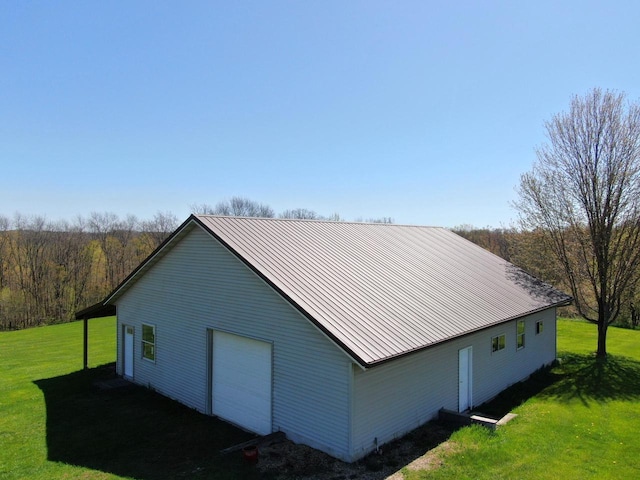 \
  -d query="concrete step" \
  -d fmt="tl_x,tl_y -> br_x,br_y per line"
439,408 -> 517,431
